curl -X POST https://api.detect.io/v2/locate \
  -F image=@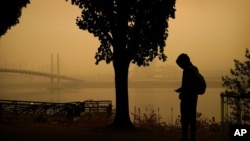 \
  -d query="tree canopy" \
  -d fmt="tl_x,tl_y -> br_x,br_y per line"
221,48 -> 250,124
0,0 -> 30,37
222,48 -> 250,95
69,0 -> 176,66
